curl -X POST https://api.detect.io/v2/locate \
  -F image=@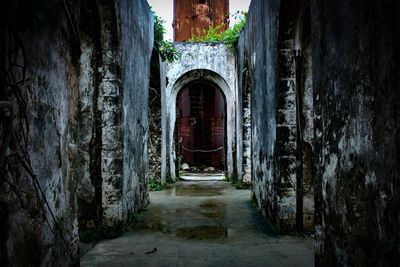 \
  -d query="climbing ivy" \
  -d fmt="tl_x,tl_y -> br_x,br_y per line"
189,11 -> 247,48
153,11 -> 180,62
